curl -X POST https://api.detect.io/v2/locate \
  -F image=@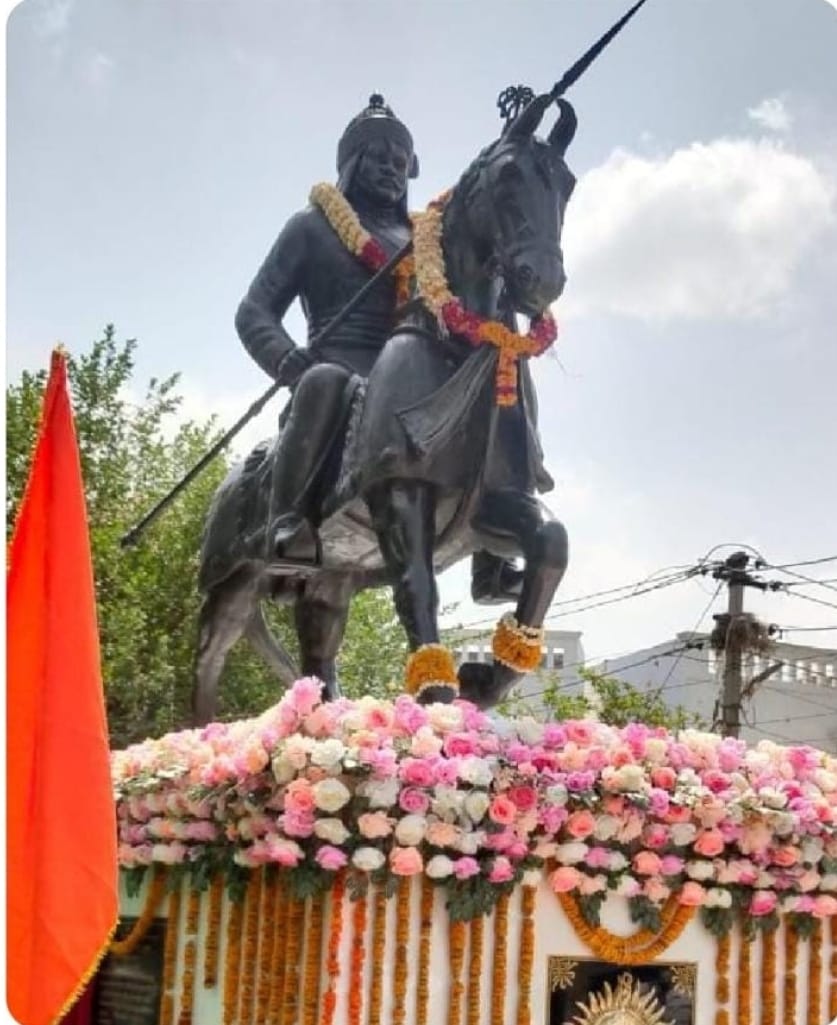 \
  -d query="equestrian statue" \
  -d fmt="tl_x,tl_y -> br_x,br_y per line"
191,87 -> 577,725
